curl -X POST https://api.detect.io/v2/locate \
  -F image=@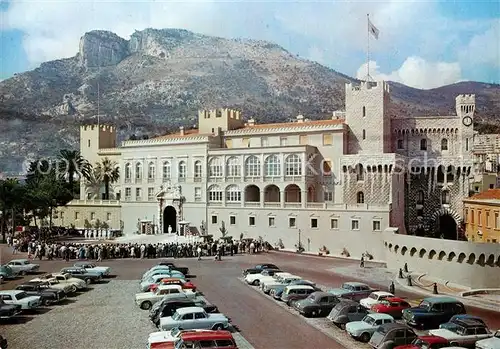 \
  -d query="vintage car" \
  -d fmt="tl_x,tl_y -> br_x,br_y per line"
271,279 -> 318,300
0,298 -> 22,319
60,267 -> 102,284
242,263 -> 279,276
15,282 -> 66,306
345,313 -> 395,342
0,290 -> 42,310
28,278 -> 75,294
5,259 -> 40,275
147,328 -> 214,349
371,297 -> 411,318
173,330 -> 237,349
292,291 -> 340,317
149,278 -> 196,292
259,272 -> 294,292
368,322 -> 418,348
328,282 -> 375,302
0,265 -> 18,280
141,274 -> 177,292
143,268 -> 185,281
429,318 -> 493,347
150,298 -> 218,326
244,268 -> 282,286
439,315 -> 486,330
159,306 -> 229,331
393,335 -> 450,349
360,291 -> 394,309
262,275 -> 303,294
327,299 -> 370,329
32,273 -> 87,291
402,297 -> 466,329
73,262 -> 111,276
136,285 -> 196,310
281,284 -> 316,305
157,261 -> 189,276
475,330 -> 500,349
